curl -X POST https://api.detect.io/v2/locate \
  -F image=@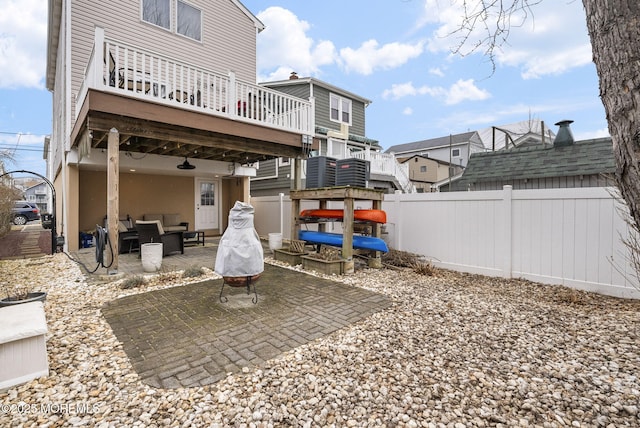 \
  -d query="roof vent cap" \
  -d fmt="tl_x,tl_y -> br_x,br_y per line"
553,120 -> 575,147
